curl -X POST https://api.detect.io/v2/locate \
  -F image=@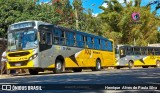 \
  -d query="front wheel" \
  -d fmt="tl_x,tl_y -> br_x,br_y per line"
73,68 -> 82,72
28,69 -> 38,75
128,61 -> 134,69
